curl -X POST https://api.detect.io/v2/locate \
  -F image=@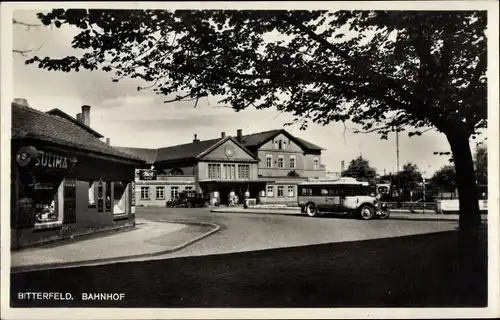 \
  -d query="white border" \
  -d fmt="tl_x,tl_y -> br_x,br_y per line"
1,1 -> 499,319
